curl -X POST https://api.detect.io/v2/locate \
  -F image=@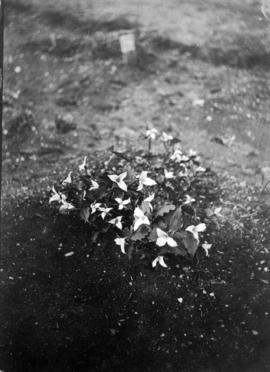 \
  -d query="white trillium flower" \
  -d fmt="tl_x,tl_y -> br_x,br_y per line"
109,216 -> 123,230
89,180 -> 99,190
188,149 -> 197,157
152,256 -> 168,268
183,194 -> 196,205
99,206 -> 113,220
156,228 -> 177,247
164,169 -> 174,179
195,166 -> 206,173
170,150 -> 183,162
136,171 -> 156,191
115,197 -> 131,210
202,242 -> 212,257
145,128 -> 159,140
59,199 -> 76,212
114,237 -> 127,254
133,207 -> 150,231
108,172 -> 128,192
62,172 -> 72,184
161,132 -> 173,142
185,223 -> 206,243
90,202 -> 101,214
79,156 -> 87,172
214,207 -> 223,217
49,186 -> 61,204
